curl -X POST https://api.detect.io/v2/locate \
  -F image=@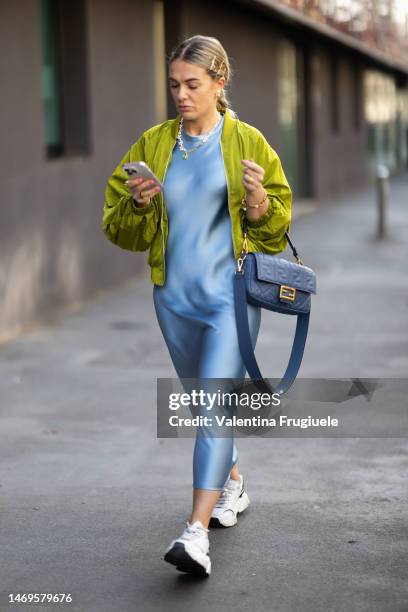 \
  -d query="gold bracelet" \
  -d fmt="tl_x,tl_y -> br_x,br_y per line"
241,189 -> 268,211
